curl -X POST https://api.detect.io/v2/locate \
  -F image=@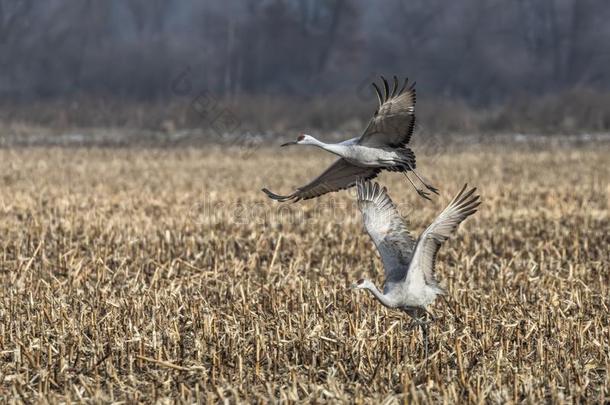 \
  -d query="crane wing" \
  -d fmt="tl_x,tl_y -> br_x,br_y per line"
358,76 -> 416,148
262,159 -> 380,202
407,184 -> 481,291
356,180 -> 416,283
